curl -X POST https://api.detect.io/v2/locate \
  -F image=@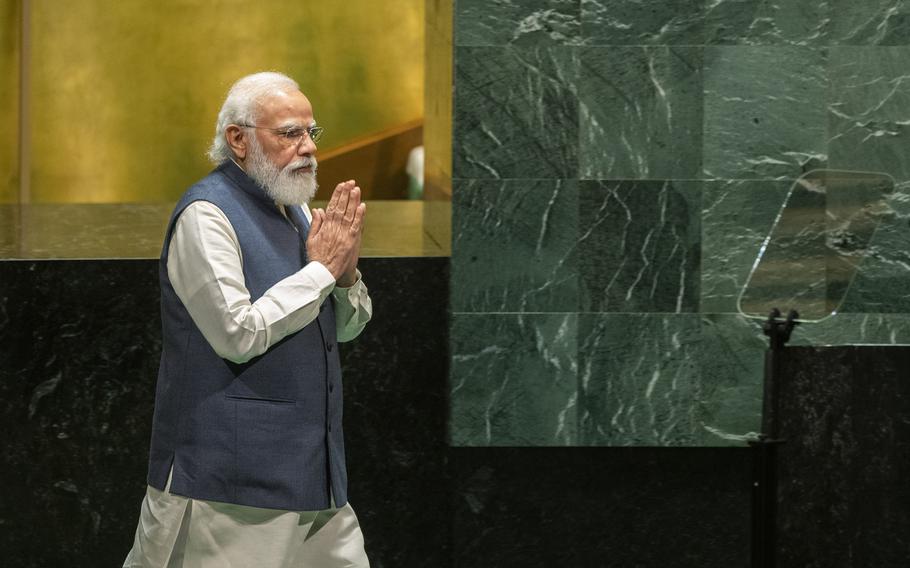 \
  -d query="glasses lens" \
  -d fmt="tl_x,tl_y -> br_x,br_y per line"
309,127 -> 324,144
